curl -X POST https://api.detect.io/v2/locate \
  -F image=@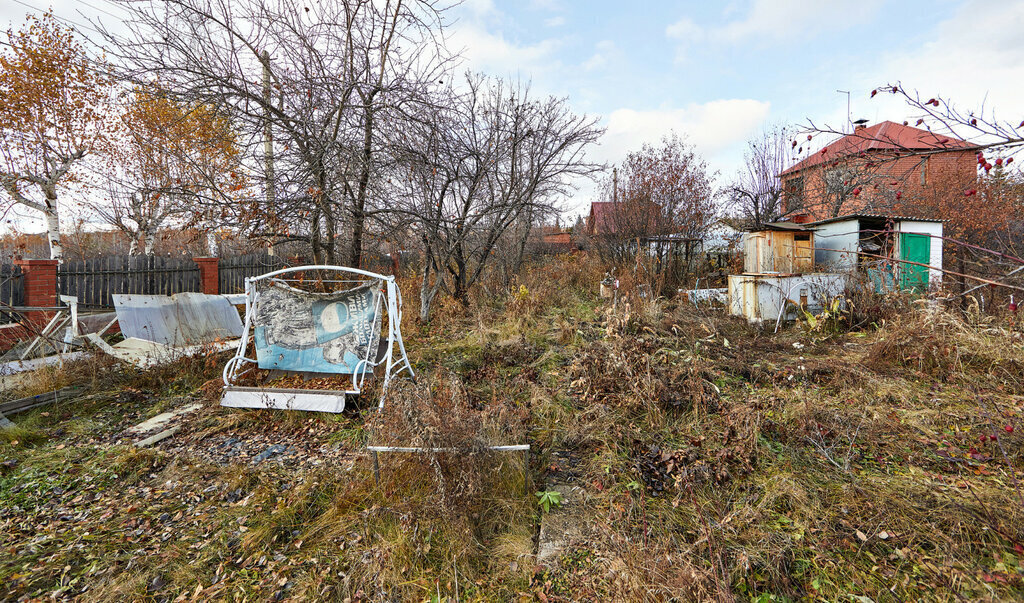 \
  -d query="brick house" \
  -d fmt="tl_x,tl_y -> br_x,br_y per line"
586,200 -> 663,238
779,121 -> 978,223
